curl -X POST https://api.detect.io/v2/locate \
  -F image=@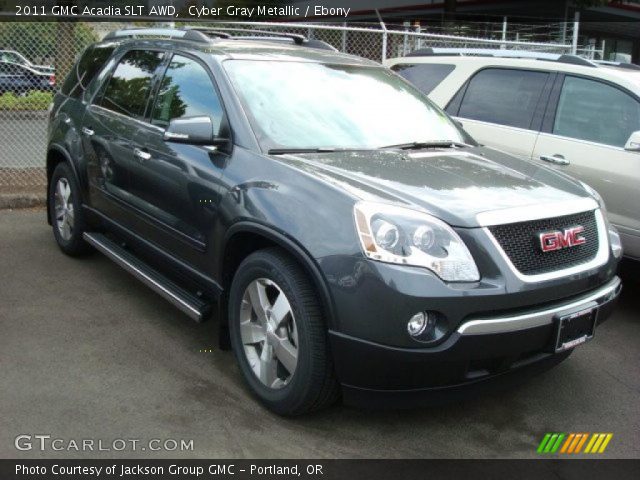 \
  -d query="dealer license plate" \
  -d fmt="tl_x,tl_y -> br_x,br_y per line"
554,307 -> 597,353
